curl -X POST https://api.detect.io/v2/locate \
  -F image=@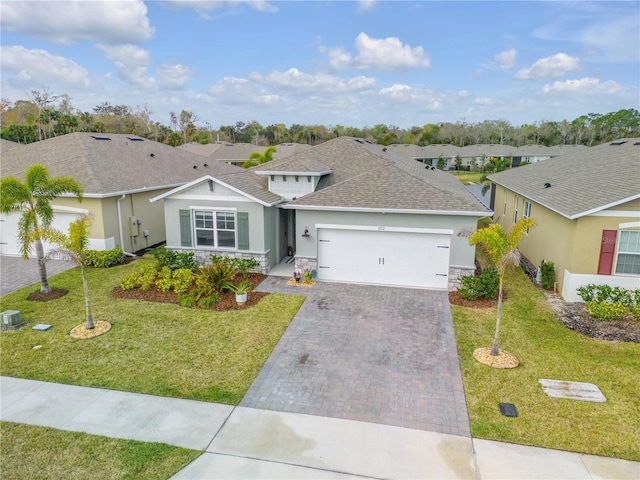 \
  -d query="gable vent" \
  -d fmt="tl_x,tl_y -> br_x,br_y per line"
91,135 -> 111,140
